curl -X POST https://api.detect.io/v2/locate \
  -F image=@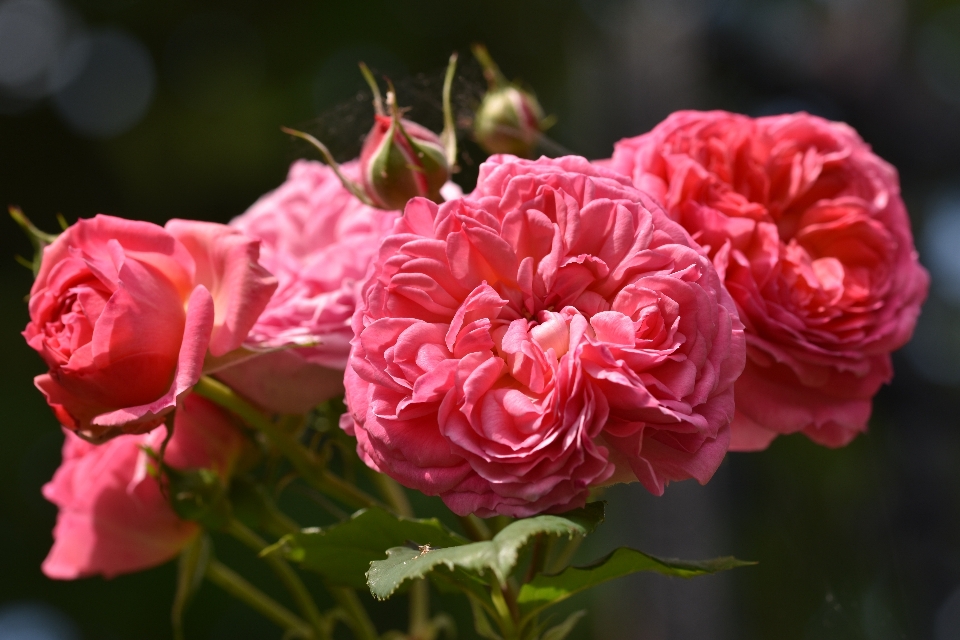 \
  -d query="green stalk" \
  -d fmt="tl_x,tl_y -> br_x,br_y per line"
488,579 -> 518,640
226,519 -> 326,638
327,586 -> 379,640
368,471 -> 414,517
441,52 -> 459,167
408,580 -> 430,639
205,559 -> 315,639
368,472 -> 430,637
193,376 -> 386,512
458,514 -> 492,541
278,128 -> 377,206
543,535 -> 582,575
